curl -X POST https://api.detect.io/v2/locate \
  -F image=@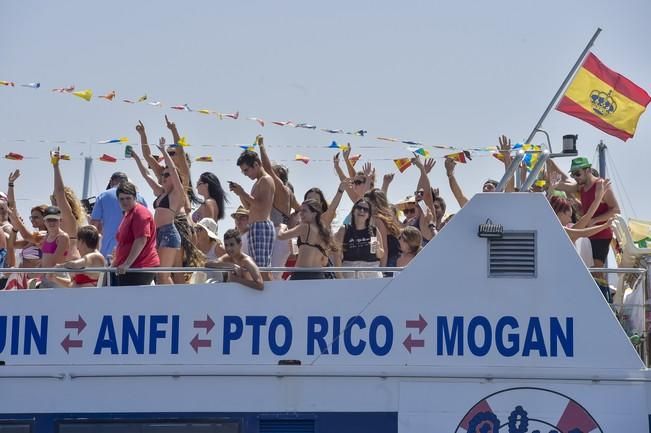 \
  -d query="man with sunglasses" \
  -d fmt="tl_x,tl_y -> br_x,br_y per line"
555,157 -> 620,270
